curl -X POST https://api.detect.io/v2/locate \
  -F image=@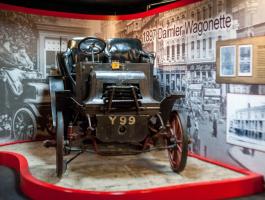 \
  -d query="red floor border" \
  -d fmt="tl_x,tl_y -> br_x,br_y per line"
0,0 -> 202,20
0,141 -> 264,200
